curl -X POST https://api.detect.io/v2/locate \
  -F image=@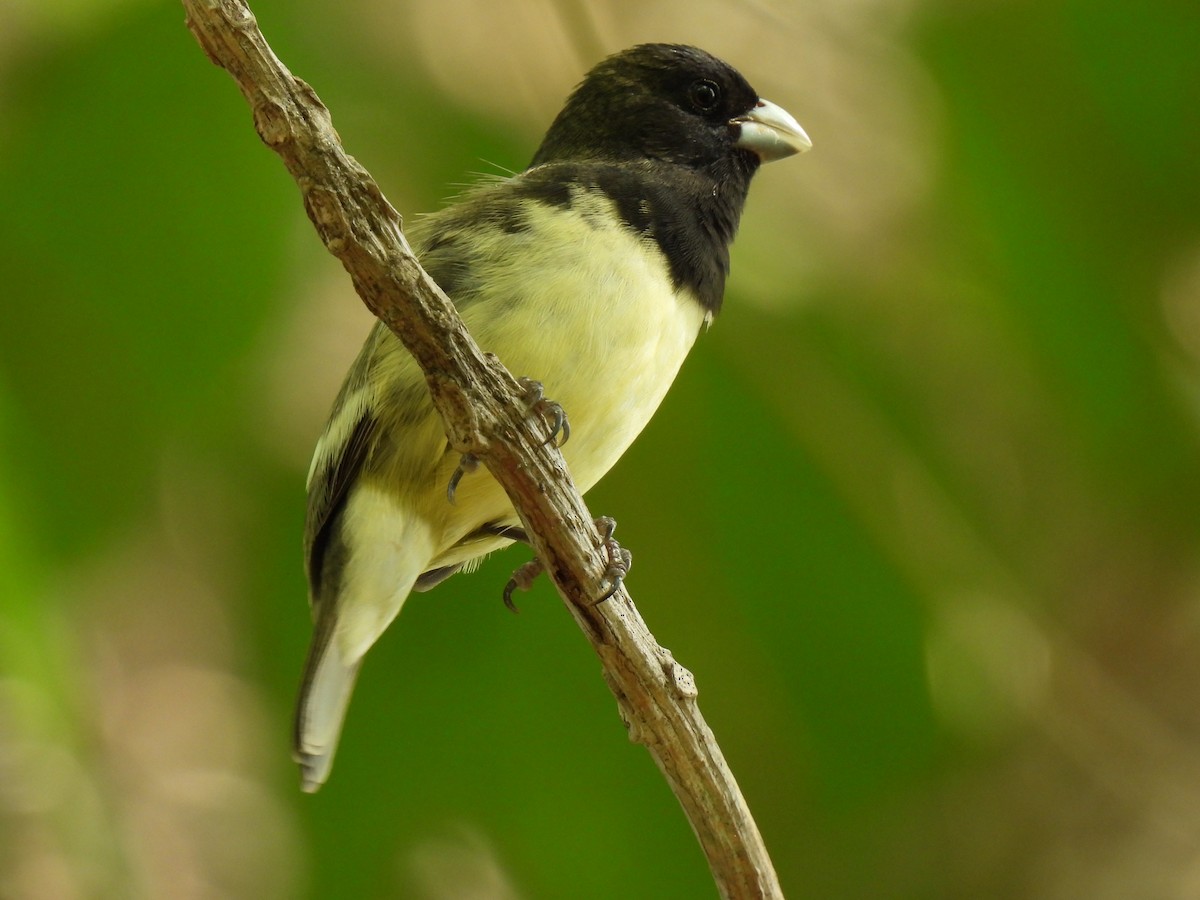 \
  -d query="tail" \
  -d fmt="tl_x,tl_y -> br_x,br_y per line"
293,621 -> 362,793
293,489 -> 437,791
